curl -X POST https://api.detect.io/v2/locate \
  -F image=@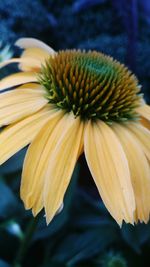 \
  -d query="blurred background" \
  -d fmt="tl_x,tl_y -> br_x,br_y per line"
0,0 -> 150,266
